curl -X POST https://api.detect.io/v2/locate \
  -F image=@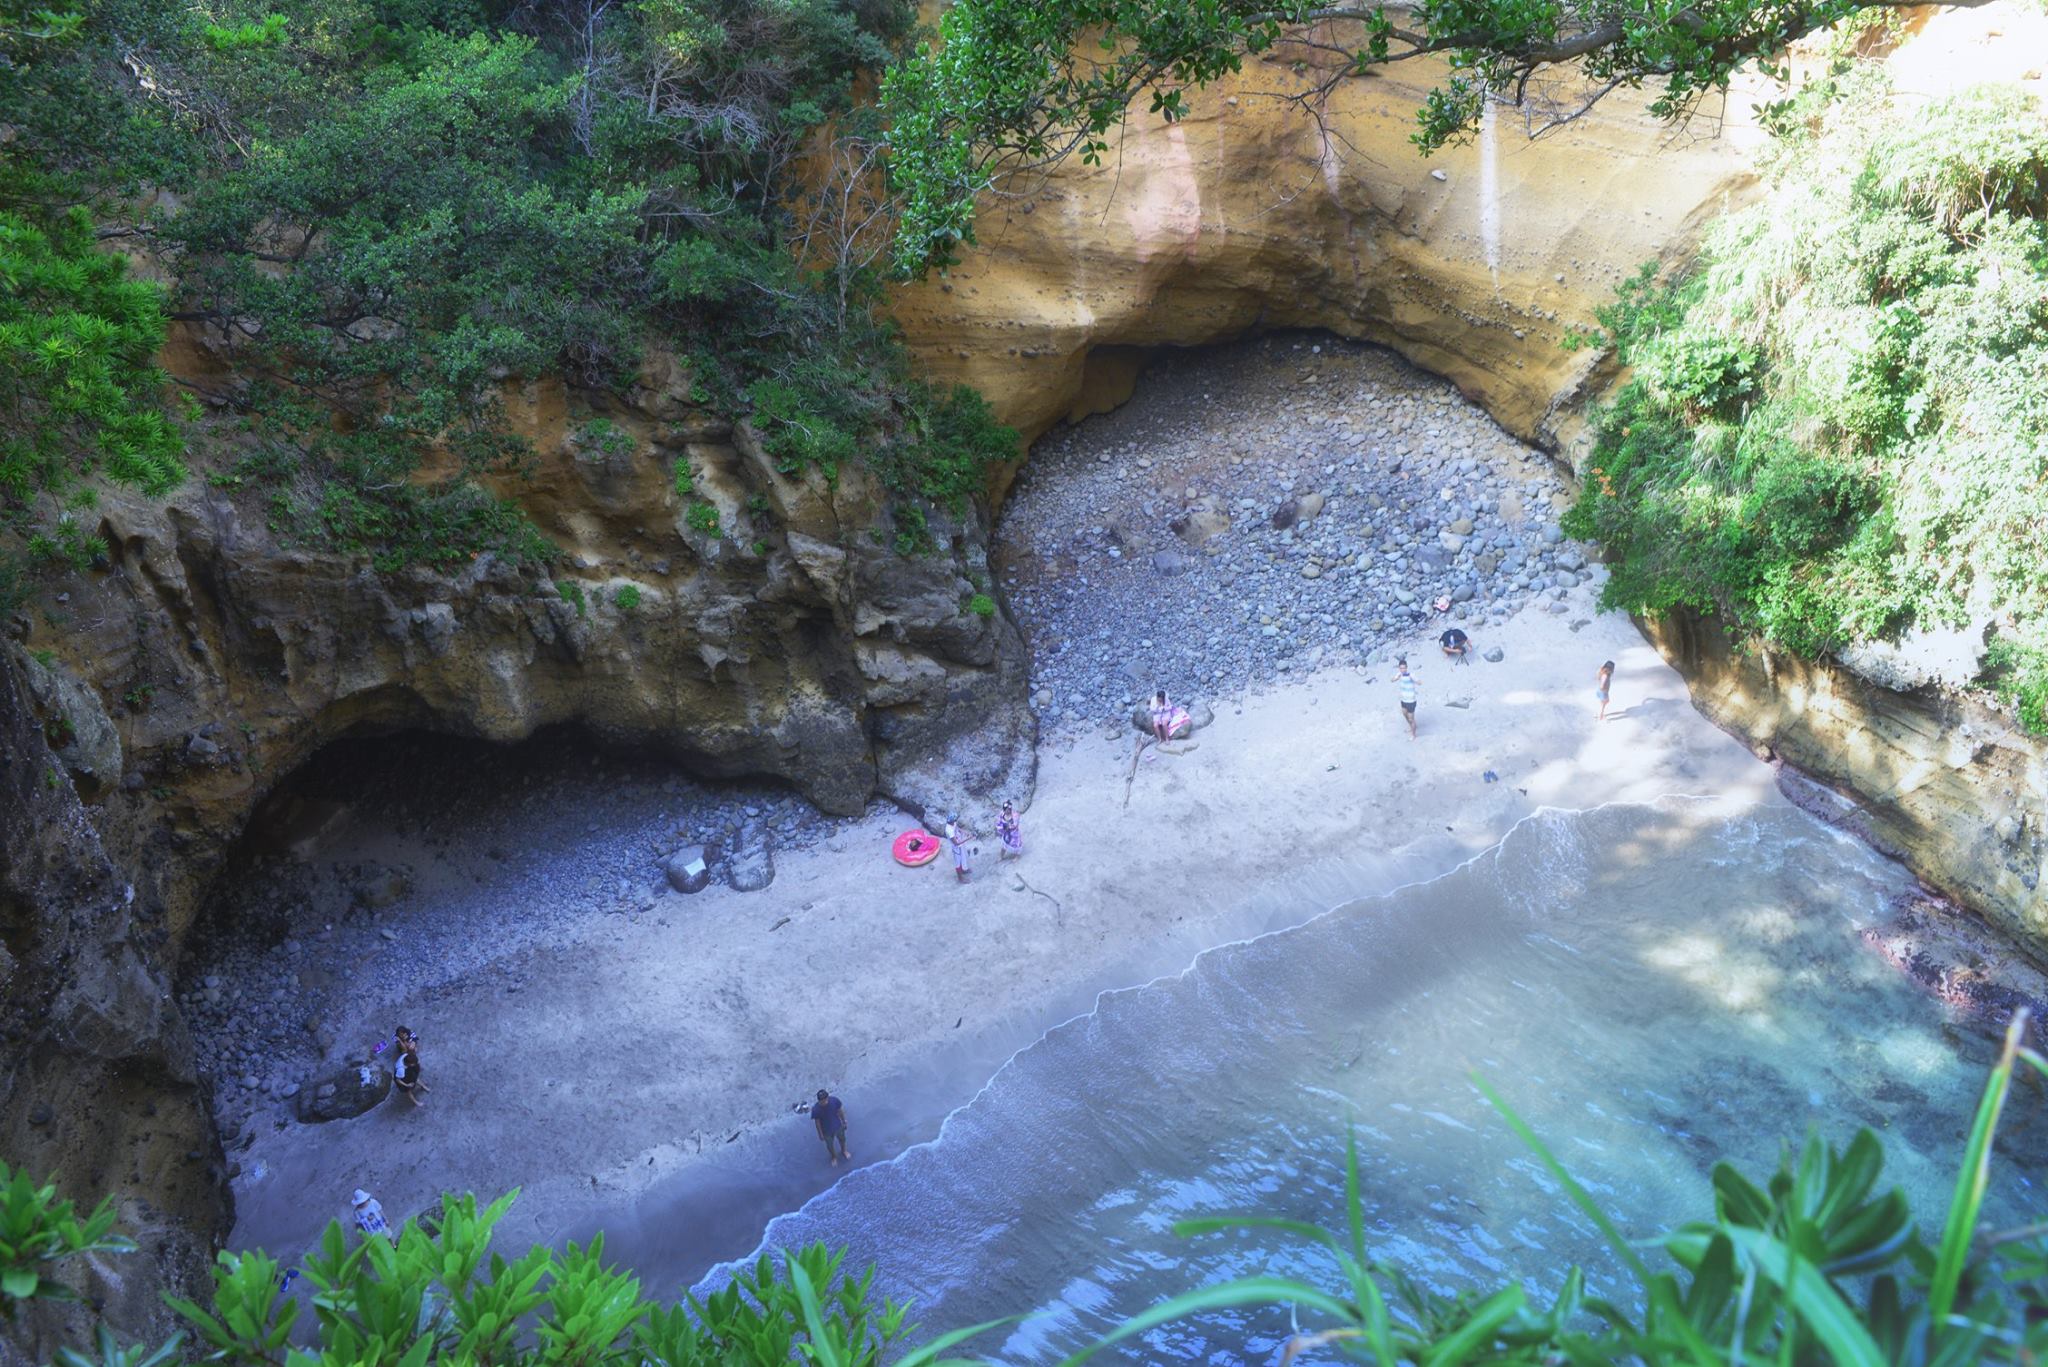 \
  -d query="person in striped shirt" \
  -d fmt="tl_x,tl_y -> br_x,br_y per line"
1395,657 -> 1419,739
